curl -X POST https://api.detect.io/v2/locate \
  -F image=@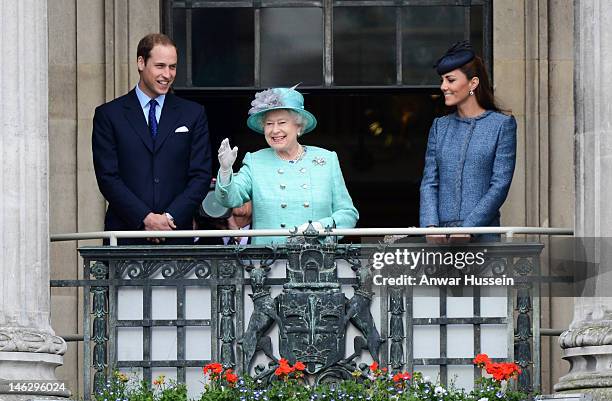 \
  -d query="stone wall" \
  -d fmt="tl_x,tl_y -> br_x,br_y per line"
46,0 -> 575,395
493,0 -> 575,393
48,0 -> 161,394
